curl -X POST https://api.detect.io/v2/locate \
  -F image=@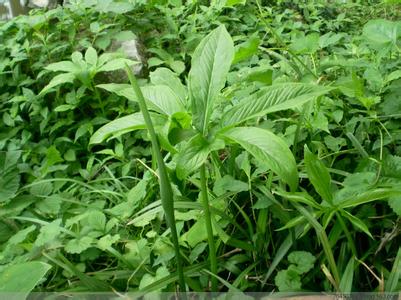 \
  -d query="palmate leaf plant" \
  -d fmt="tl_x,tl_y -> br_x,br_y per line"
90,25 -> 334,291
